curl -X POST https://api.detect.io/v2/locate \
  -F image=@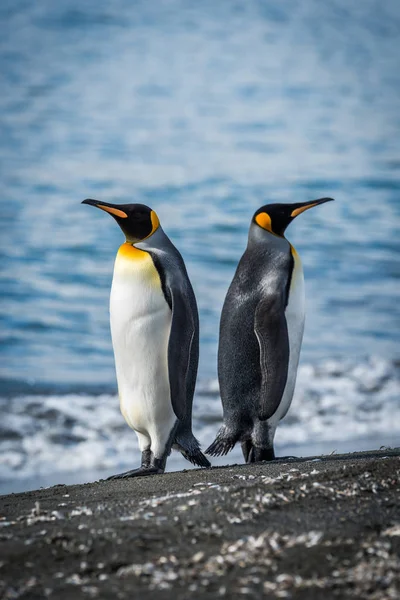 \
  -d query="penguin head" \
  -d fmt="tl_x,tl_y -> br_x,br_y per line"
253,197 -> 334,237
81,199 -> 160,243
